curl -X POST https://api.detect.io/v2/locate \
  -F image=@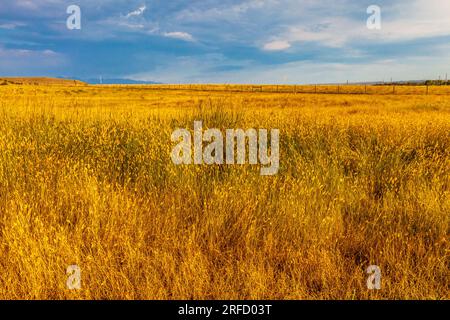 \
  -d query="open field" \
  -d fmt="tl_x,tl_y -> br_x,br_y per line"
4,79 -> 450,95
134,83 -> 450,95
0,85 -> 448,299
